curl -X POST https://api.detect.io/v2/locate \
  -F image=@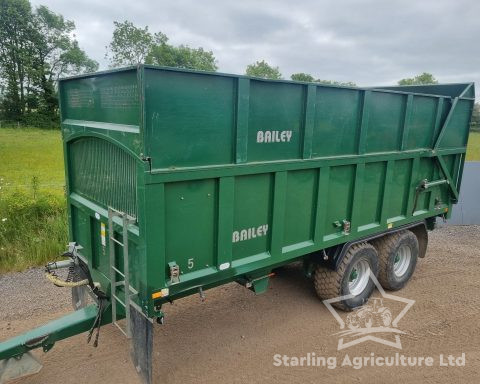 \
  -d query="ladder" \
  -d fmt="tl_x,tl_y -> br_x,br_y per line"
108,207 -> 137,338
